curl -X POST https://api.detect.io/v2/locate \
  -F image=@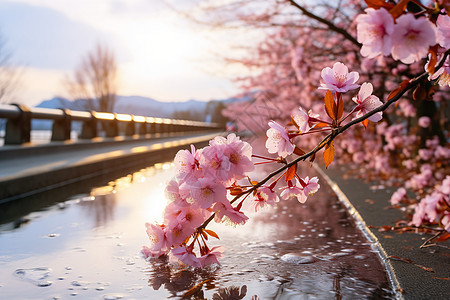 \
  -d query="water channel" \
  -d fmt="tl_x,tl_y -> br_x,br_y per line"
0,139 -> 395,299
